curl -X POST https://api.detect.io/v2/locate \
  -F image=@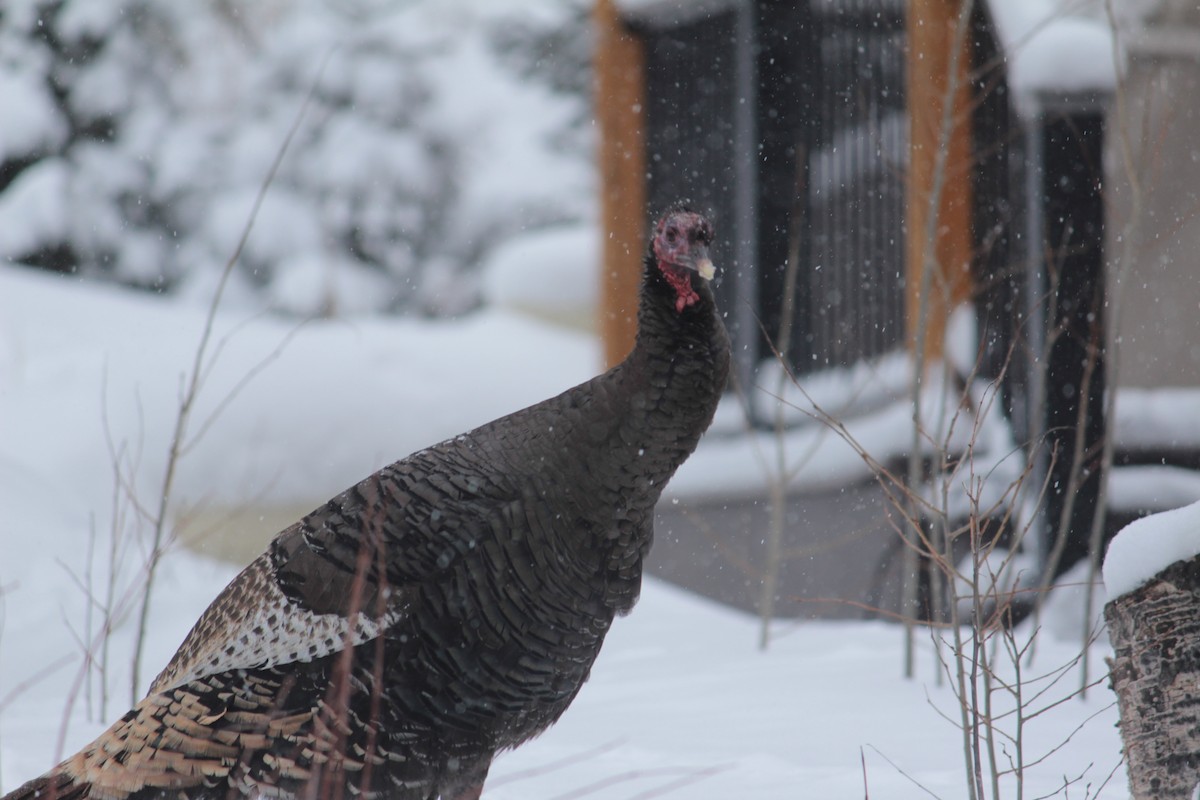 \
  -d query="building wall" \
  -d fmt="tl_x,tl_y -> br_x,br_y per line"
1107,1 -> 1200,387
